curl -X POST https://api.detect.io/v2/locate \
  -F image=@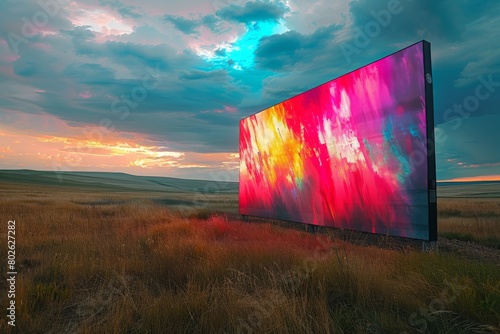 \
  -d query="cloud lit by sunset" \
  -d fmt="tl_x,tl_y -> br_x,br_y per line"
0,110 -> 238,179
